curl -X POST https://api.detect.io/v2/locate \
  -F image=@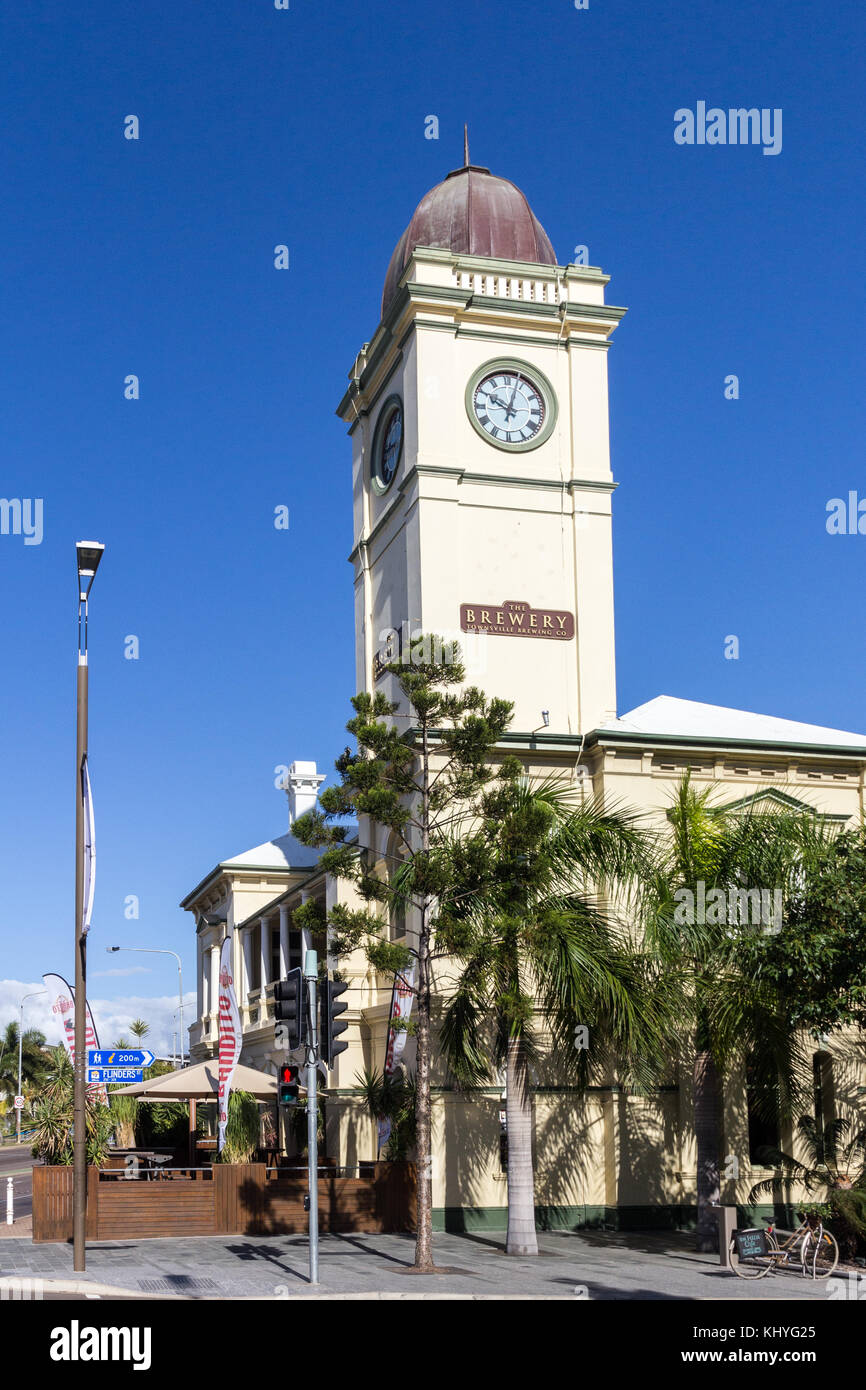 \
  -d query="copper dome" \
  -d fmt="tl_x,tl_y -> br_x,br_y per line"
381,163 -> 557,317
